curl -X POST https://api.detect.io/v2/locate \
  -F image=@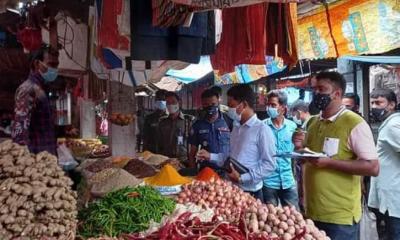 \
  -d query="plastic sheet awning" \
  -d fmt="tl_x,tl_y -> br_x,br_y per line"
341,56 -> 400,64
166,56 -> 213,84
